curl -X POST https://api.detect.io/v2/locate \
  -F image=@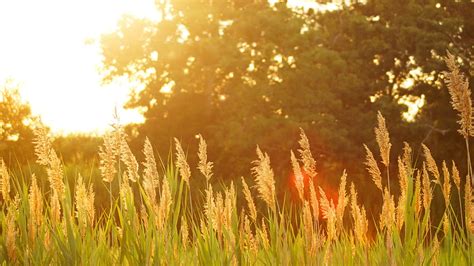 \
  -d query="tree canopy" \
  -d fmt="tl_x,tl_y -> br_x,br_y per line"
0,81 -> 39,164
99,0 -> 473,192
